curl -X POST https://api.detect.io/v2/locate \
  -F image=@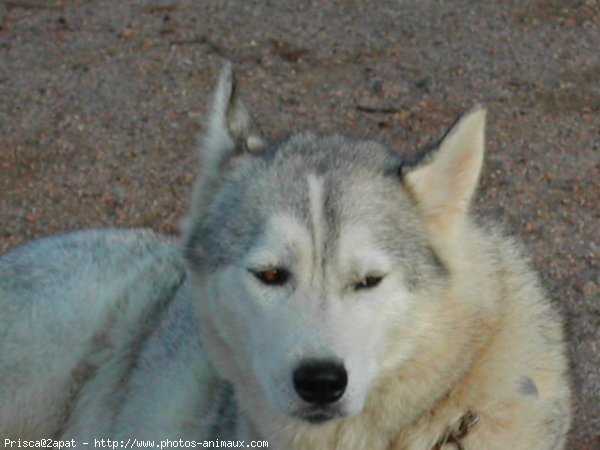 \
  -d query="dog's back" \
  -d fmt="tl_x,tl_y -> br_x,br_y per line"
0,230 -> 186,438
